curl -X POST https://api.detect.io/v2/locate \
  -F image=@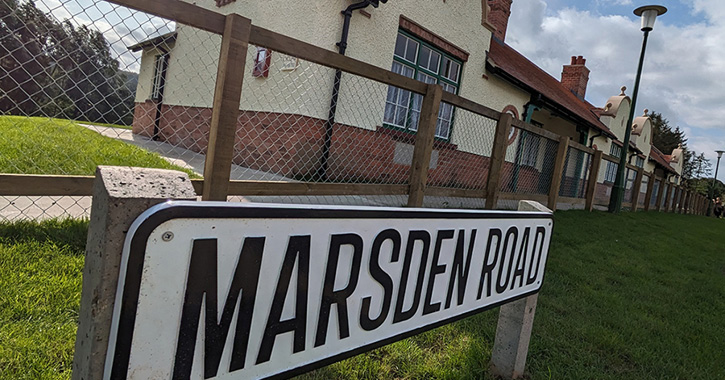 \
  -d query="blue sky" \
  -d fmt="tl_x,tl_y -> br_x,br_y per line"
506,0 -> 725,182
